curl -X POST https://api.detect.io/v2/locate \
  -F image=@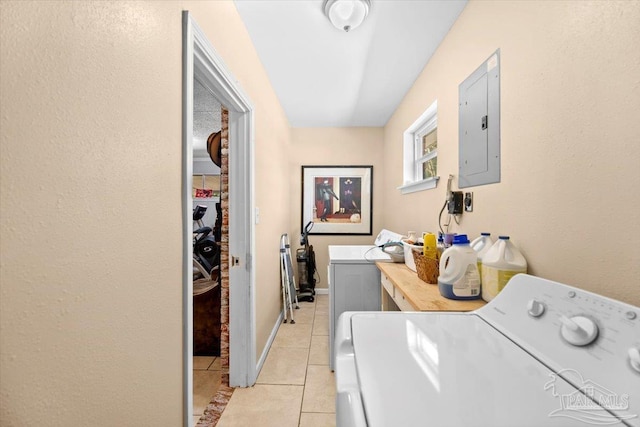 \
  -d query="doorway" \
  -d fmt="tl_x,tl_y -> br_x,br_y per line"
182,11 -> 256,426
192,79 -> 223,361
